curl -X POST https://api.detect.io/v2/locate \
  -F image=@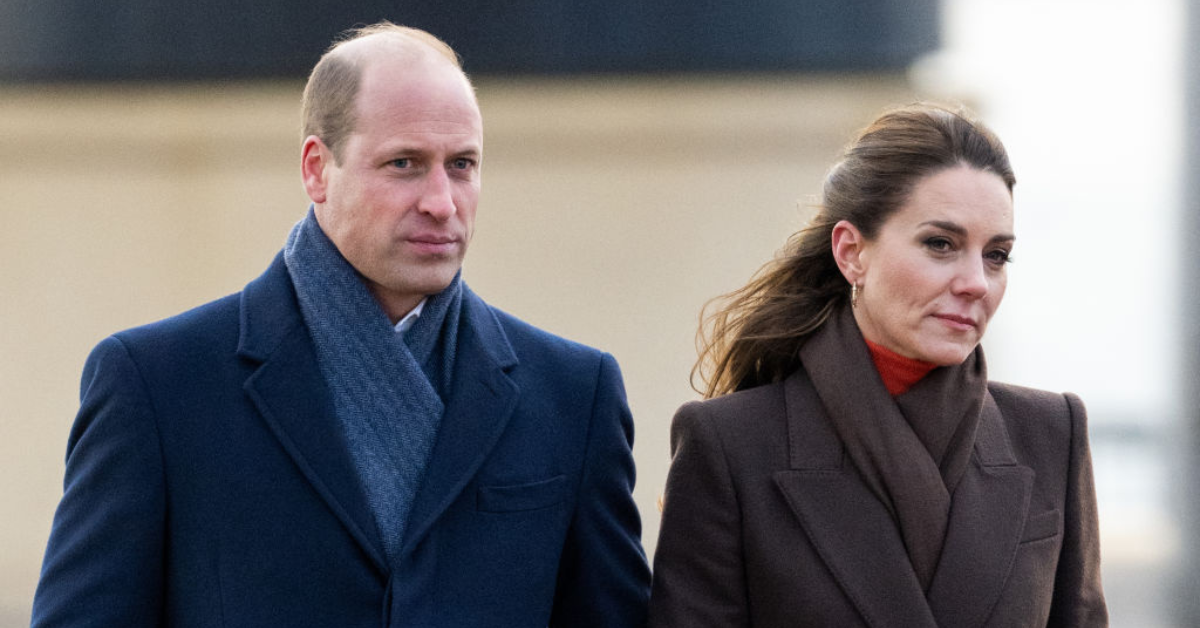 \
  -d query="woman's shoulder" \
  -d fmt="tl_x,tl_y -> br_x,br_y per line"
671,380 -> 790,448
986,380 -> 1088,461
676,379 -> 789,423
987,381 -> 1084,423
669,380 -> 792,474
